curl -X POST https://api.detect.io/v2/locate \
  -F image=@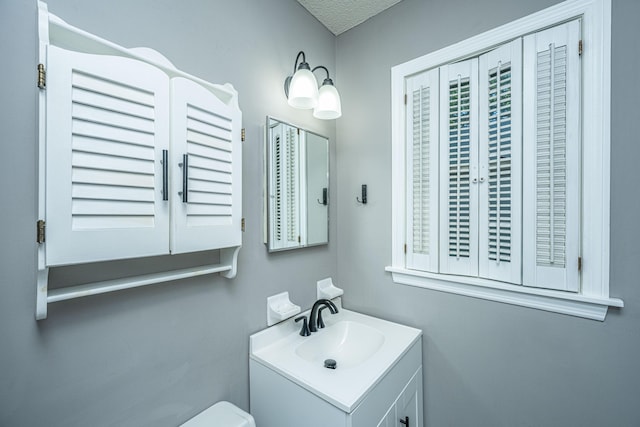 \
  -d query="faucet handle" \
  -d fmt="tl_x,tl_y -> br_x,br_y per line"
295,315 -> 311,336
